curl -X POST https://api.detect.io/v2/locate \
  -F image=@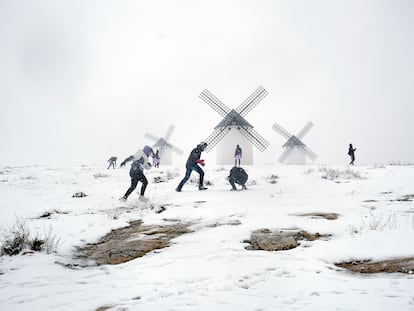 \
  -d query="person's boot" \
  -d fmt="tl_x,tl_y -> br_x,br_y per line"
199,185 -> 208,190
